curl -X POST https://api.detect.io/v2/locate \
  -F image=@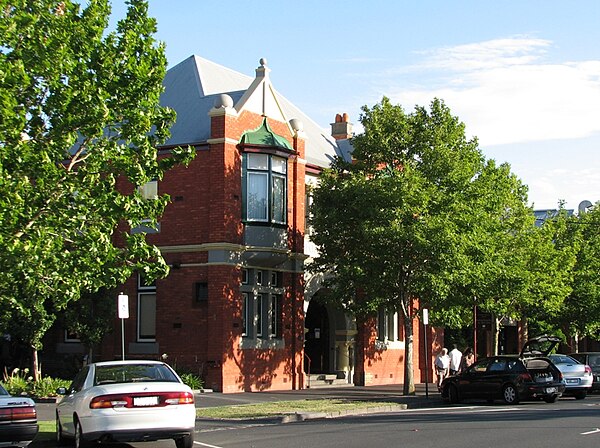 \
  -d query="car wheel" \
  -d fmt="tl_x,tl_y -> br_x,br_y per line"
74,419 -> 88,448
544,394 -> 558,403
175,433 -> 194,448
574,390 -> 587,400
502,384 -> 519,405
55,413 -> 66,445
448,385 -> 461,404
